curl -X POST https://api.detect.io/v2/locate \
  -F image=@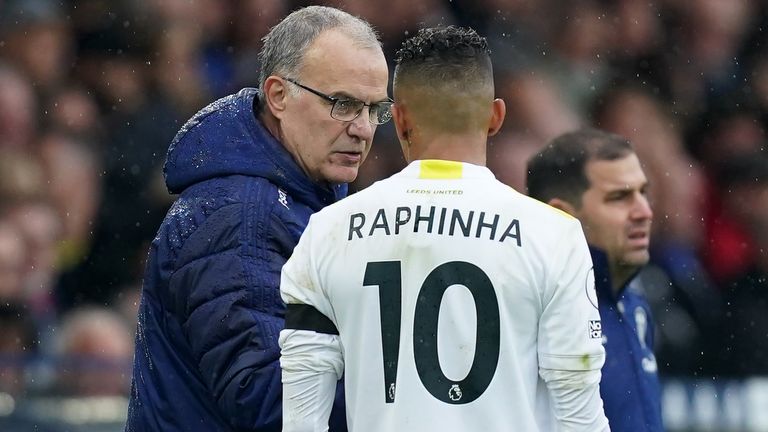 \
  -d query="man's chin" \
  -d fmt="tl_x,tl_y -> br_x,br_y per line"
623,251 -> 651,268
325,165 -> 361,184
